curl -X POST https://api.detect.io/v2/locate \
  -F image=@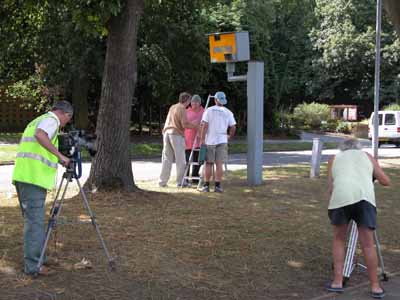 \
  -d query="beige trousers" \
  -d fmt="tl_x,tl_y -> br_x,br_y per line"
159,133 -> 186,186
